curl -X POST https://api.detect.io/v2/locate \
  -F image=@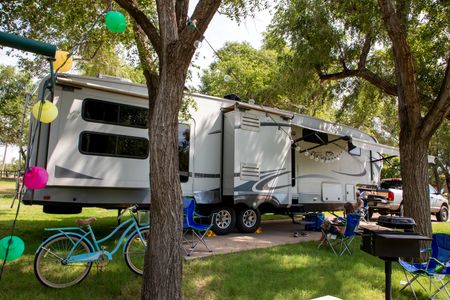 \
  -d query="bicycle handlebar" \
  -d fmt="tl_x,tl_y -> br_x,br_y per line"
117,205 -> 138,220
